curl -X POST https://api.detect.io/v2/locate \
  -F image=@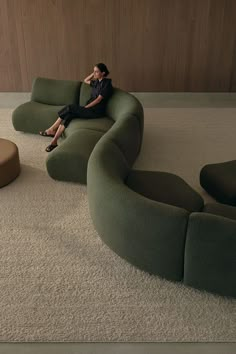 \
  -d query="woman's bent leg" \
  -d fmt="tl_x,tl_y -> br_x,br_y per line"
58,105 -> 71,117
70,105 -> 103,119
45,105 -> 103,151
45,124 -> 66,151
41,104 -> 71,136
46,117 -> 63,134
59,104 -> 102,120
50,124 -> 65,145
59,105 -> 101,128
